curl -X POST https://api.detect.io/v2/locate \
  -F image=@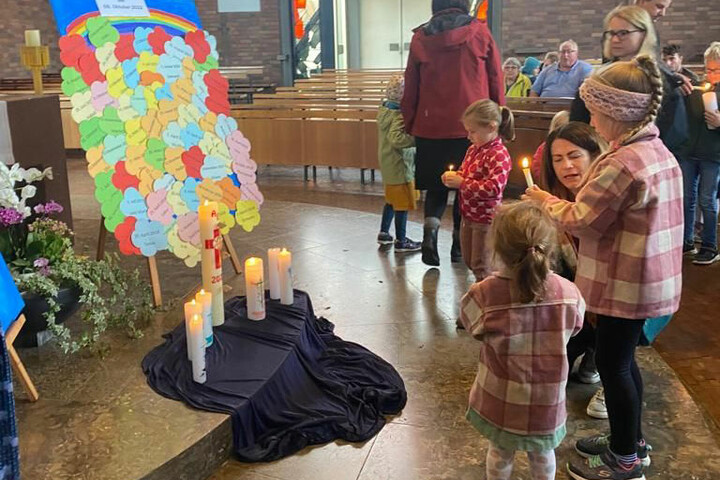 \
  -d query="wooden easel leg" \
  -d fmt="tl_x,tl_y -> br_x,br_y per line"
6,315 -> 38,402
222,235 -> 243,274
371,169 -> 376,183
147,256 -> 162,308
96,217 -> 107,261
